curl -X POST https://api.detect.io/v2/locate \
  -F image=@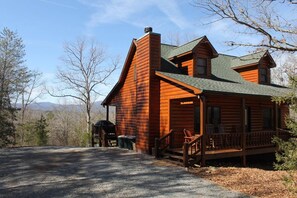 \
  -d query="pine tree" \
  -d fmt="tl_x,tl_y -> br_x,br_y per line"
34,115 -> 48,146
273,76 -> 297,194
0,27 -> 26,147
